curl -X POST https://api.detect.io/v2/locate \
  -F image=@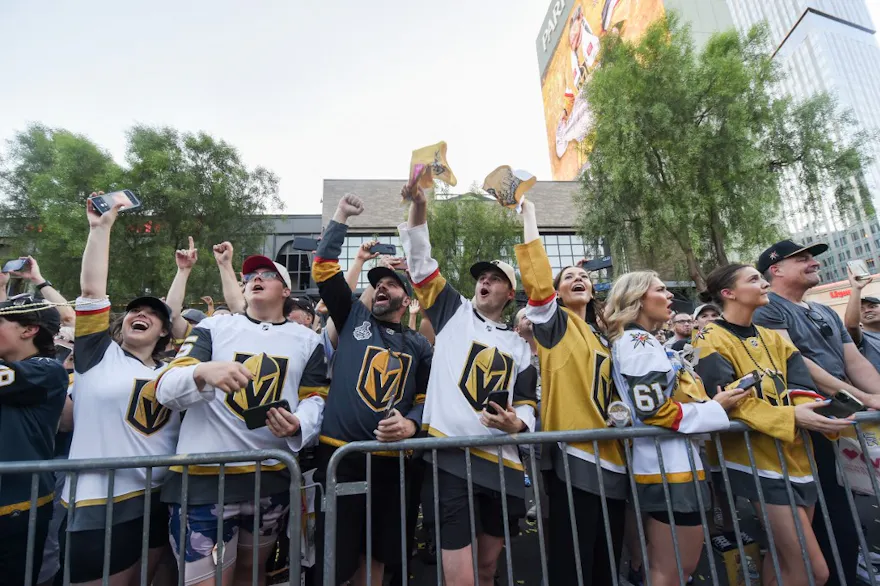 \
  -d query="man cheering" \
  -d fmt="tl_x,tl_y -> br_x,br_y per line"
399,186 -> 537,586
311,193 -> 433,585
